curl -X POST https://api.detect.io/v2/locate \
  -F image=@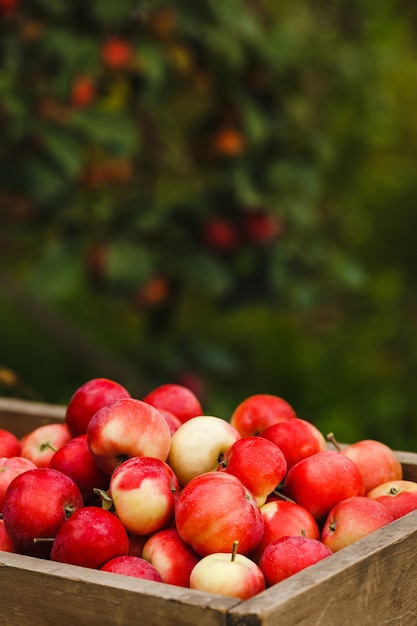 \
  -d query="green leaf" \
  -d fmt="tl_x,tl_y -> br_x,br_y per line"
71,111 -> 138,155
42,130 -> 83,179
